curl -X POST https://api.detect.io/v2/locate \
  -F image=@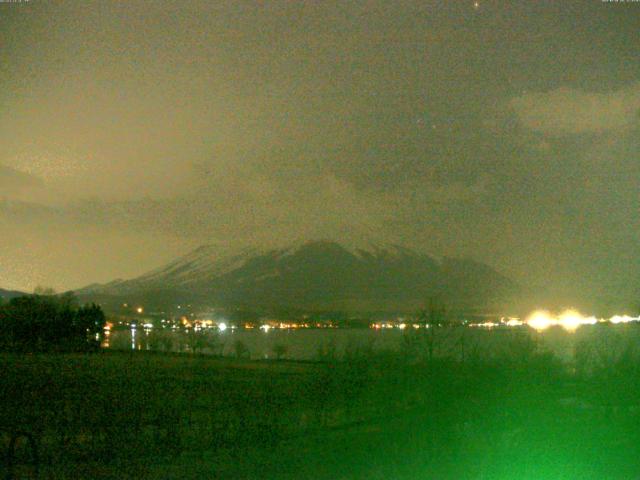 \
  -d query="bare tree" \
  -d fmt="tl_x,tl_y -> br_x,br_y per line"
418,296 -> 448,361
